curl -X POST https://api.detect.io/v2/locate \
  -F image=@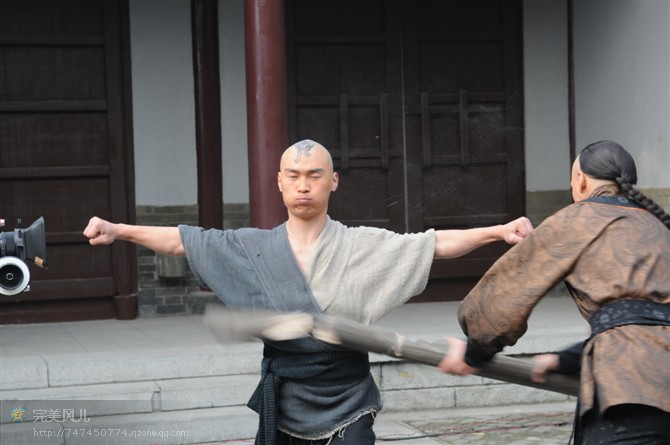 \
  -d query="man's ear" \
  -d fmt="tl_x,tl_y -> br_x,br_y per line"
277,172 -> 282,192
331,172 -> 339,192
578,171 -> 588,193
